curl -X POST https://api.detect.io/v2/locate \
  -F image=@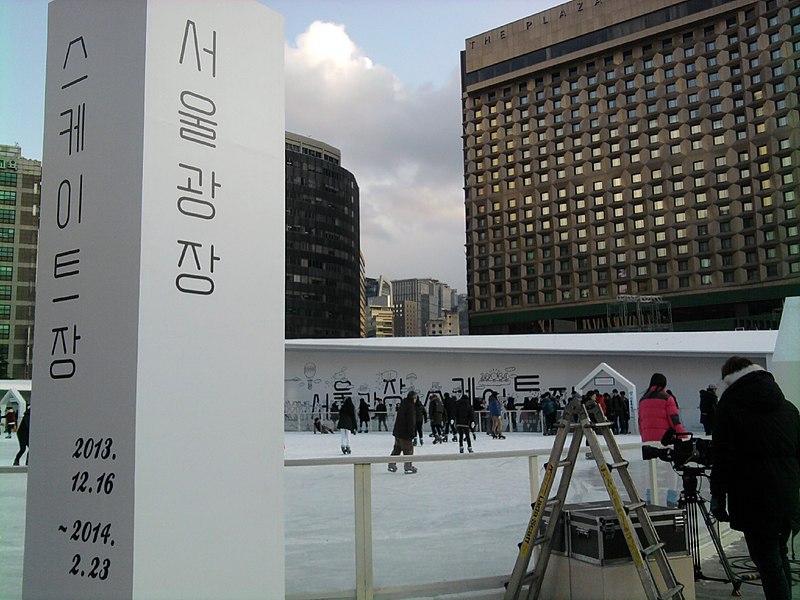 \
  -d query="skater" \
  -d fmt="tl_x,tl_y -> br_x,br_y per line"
455,394 -> 476,453
711,356 -> 800,600
540,392 -> 558,435
13,407 -> 30,466
488,391 -> 505,439
619,391 -> 631,434
313,416 -> 333,434
336,397 -> 357,455
607,389 -> 622,434
428,392 -> 445,443
506,396 -> 517,432
4,406 -> 17,438
358,398 -> 371,433
389,391 -> 418,474
413,395 -> 428,446
374,398 -> 388,431
698,384 -> 717,436
638,373 -> 686,443
443,393 -> 458,441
